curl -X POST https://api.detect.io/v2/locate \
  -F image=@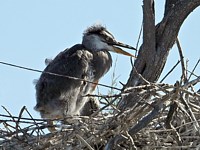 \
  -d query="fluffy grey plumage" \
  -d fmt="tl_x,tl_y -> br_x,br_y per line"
35,44 -> 111,119
34,24 -> 135,131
